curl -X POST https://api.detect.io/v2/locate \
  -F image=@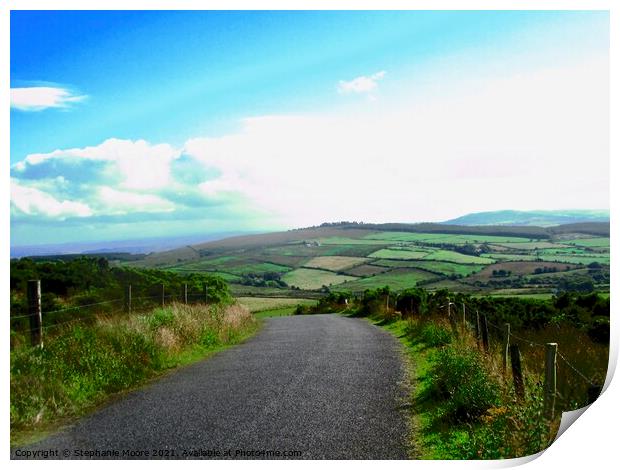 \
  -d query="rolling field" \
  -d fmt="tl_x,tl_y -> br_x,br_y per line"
564,237 -> 610,247
343,264 -> 390,276
369,248 -> 430,260
304,256 -> 368,271
409,260 -> 486,277
129,223 -> 608,296
282,268 -> 357,290
422,249 -> 495,265
338,268 -> 438,292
